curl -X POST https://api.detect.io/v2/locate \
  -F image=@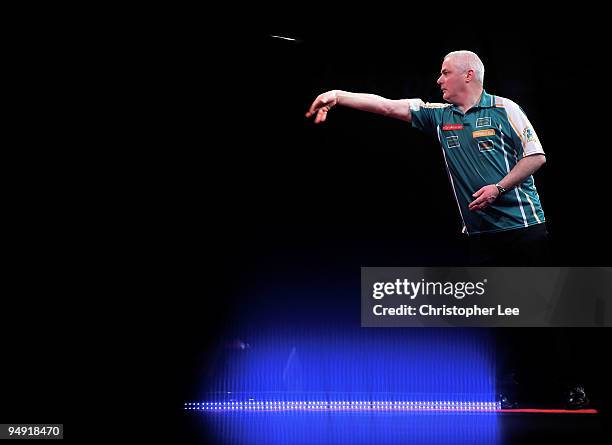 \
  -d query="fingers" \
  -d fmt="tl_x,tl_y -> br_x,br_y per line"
305,104 -> 324,120
468,199 -> 482,211
469,186 -> 496,210
306,92 -> 336,121
306,96 -> 328,118
314,108 -> 329,123
469,193 -> 487,210
306,104 -> 331,124
472,187 -> 485,198
305,103 -> 319,118
469,196 -> 494,211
